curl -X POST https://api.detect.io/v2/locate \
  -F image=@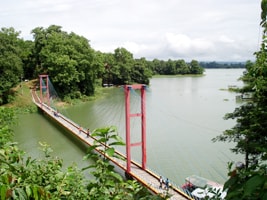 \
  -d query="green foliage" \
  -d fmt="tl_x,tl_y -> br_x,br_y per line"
132,57 -> 152,85
0,107 -> 16,145
222,162 -> 267,200
149,58 -> 204,75
213,0 -> 267,168
30,25 -> 98,98
0,108 -> 161,199
0,27 -> 24,105
190,60 -> 204,74
83,126 -> 158,199
87,126 -> 125,161
112,48 -> 134,85
101,48 -> 153,86
213,1 -> 267,199
0,109 -> 89,199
